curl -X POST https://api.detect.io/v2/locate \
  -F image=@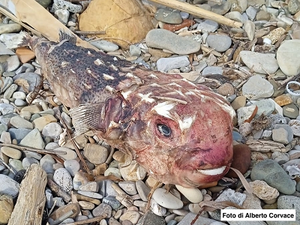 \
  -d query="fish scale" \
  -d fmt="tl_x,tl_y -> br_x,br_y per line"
28,34 -> 235,188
